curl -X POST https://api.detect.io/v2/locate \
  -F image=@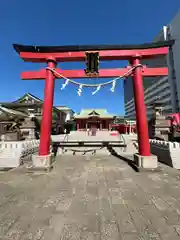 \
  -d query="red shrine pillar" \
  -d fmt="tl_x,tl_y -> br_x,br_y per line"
39,57 -> 56,156
132,57 -> 151,156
